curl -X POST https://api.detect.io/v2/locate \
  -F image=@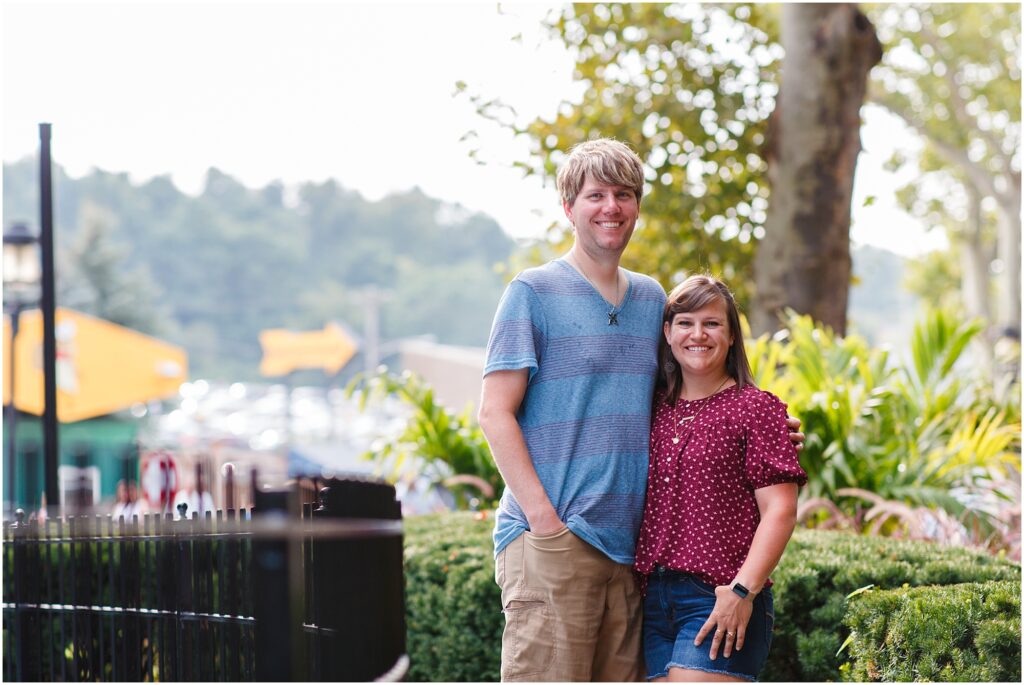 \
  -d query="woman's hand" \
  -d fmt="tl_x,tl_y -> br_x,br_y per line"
693,586 -> 754,660
786,415 -> 805,451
